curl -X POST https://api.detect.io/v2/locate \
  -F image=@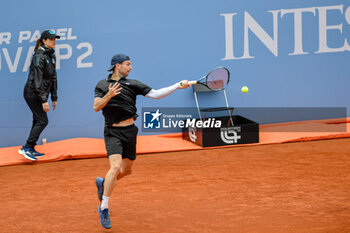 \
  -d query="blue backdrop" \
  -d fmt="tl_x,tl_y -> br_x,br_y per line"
0,0 -> 349,147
